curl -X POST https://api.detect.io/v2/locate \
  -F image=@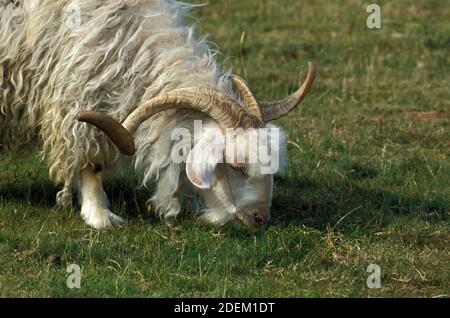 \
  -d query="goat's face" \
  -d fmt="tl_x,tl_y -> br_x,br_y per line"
185,122 -> 286,228
197,165 -> 274,228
